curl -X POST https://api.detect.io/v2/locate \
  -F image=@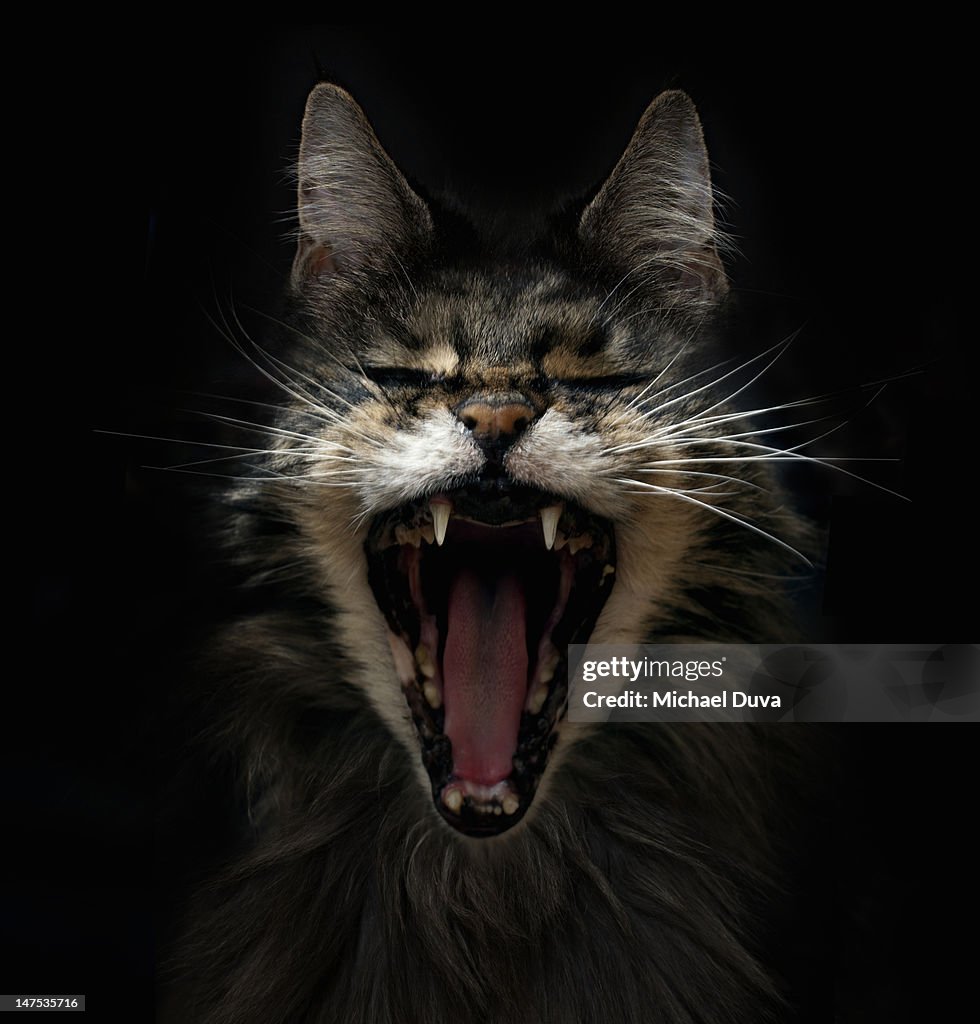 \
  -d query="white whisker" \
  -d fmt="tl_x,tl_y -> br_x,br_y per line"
635,467 -> 767,492
617,476 -> 812,566
651,400 -> 833,443
623,341 -> 692,412
226,301 -> 369,421
192,411 -> 352,450
638,441 -> 907,501
634,333 -> 797,427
